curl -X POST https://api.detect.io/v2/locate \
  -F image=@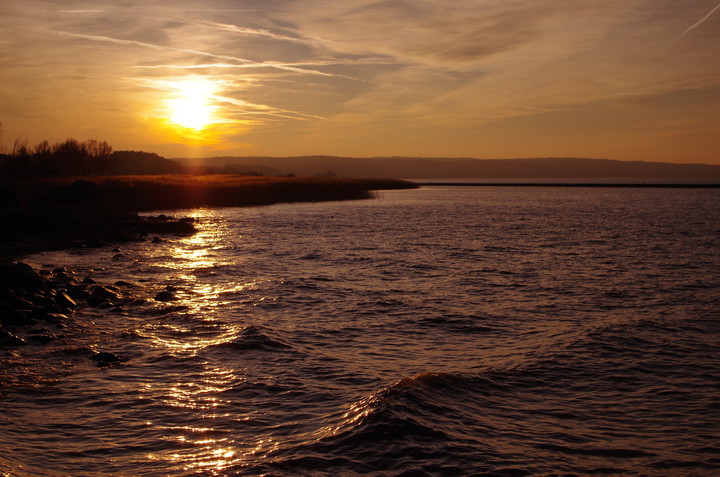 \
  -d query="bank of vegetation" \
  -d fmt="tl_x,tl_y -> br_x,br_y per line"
0,134 -> 416,257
